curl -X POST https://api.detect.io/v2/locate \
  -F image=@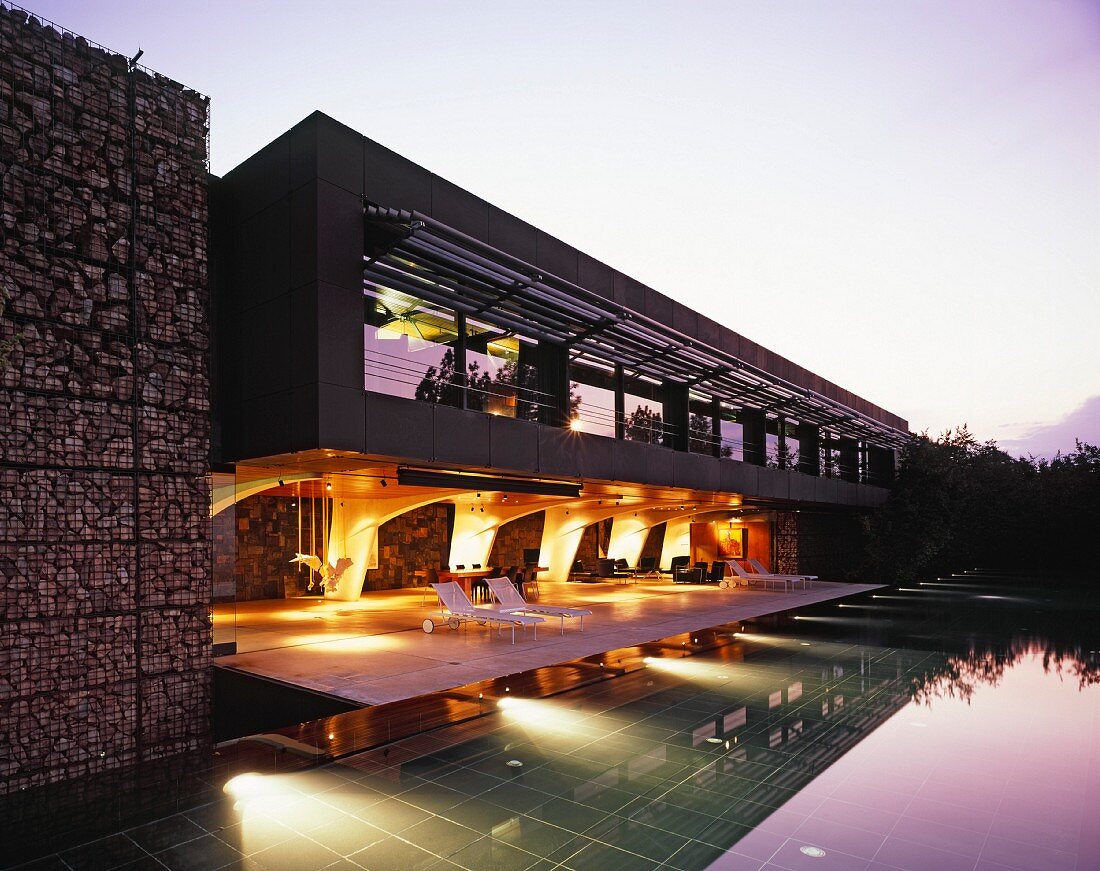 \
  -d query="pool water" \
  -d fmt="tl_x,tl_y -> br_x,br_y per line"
24,575 -> 1100,870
